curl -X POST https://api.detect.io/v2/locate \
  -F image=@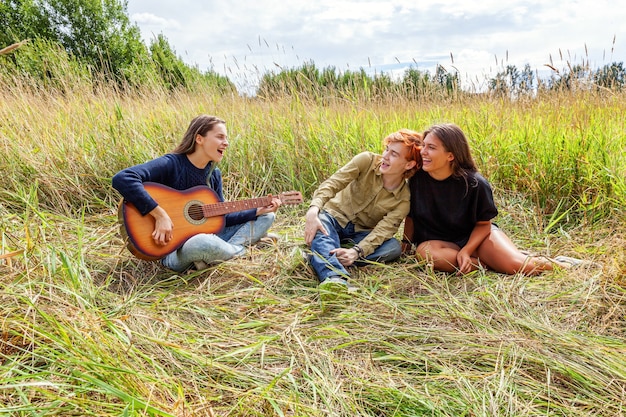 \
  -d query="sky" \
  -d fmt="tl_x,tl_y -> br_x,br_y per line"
126,0 -> 626,93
